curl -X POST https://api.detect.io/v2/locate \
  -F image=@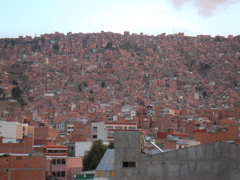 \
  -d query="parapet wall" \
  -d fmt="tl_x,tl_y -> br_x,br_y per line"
114,131 -> 240,180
